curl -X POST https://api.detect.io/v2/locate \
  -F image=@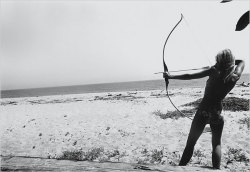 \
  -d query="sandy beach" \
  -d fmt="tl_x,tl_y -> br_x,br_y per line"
1,86 -> 249,171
